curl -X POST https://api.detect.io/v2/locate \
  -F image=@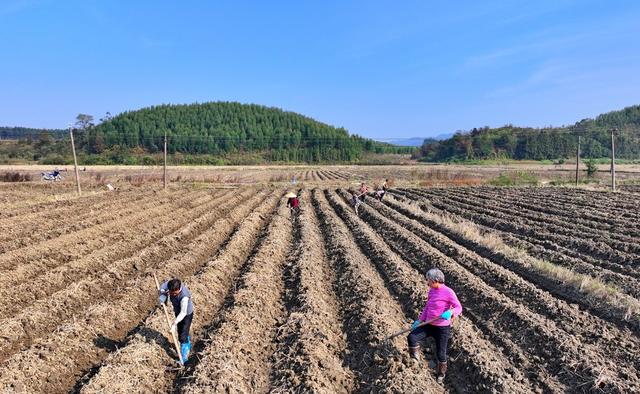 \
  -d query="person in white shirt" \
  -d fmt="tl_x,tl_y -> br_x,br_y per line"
159,278 -> 194,363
